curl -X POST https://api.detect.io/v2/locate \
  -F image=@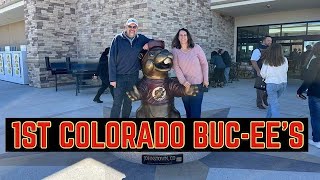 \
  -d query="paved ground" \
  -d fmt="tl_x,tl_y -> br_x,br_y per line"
0,78 -> 319,180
